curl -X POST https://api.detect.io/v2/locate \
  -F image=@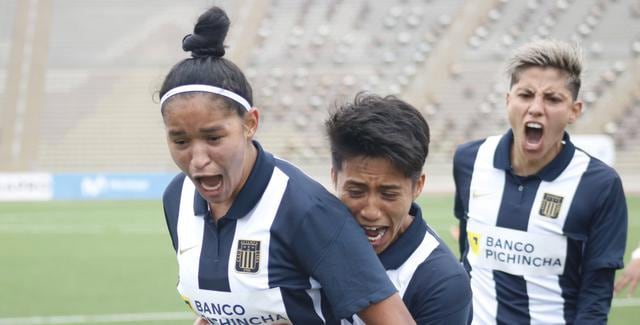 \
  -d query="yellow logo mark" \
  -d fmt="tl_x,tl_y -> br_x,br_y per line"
468,231 -> 481,255
181,295 -> 196,314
